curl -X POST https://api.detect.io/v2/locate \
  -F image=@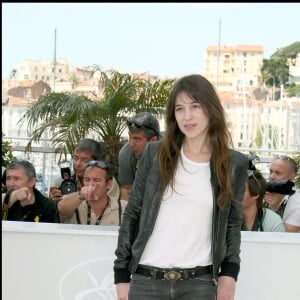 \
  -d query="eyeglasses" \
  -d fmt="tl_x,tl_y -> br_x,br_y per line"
87,160 -> 108,169
275,155 -> 291,161
127,120 -> 158,137
247,170 -> 261,189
